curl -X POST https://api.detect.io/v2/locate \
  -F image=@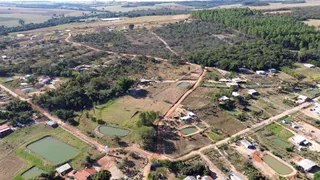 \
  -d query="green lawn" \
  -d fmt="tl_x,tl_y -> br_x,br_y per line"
207,132 -> 224,143
267,124 -> 293,139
